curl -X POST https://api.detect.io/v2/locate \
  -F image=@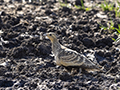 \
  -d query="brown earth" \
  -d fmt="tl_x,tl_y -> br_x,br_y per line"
0,0 -> 120,90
